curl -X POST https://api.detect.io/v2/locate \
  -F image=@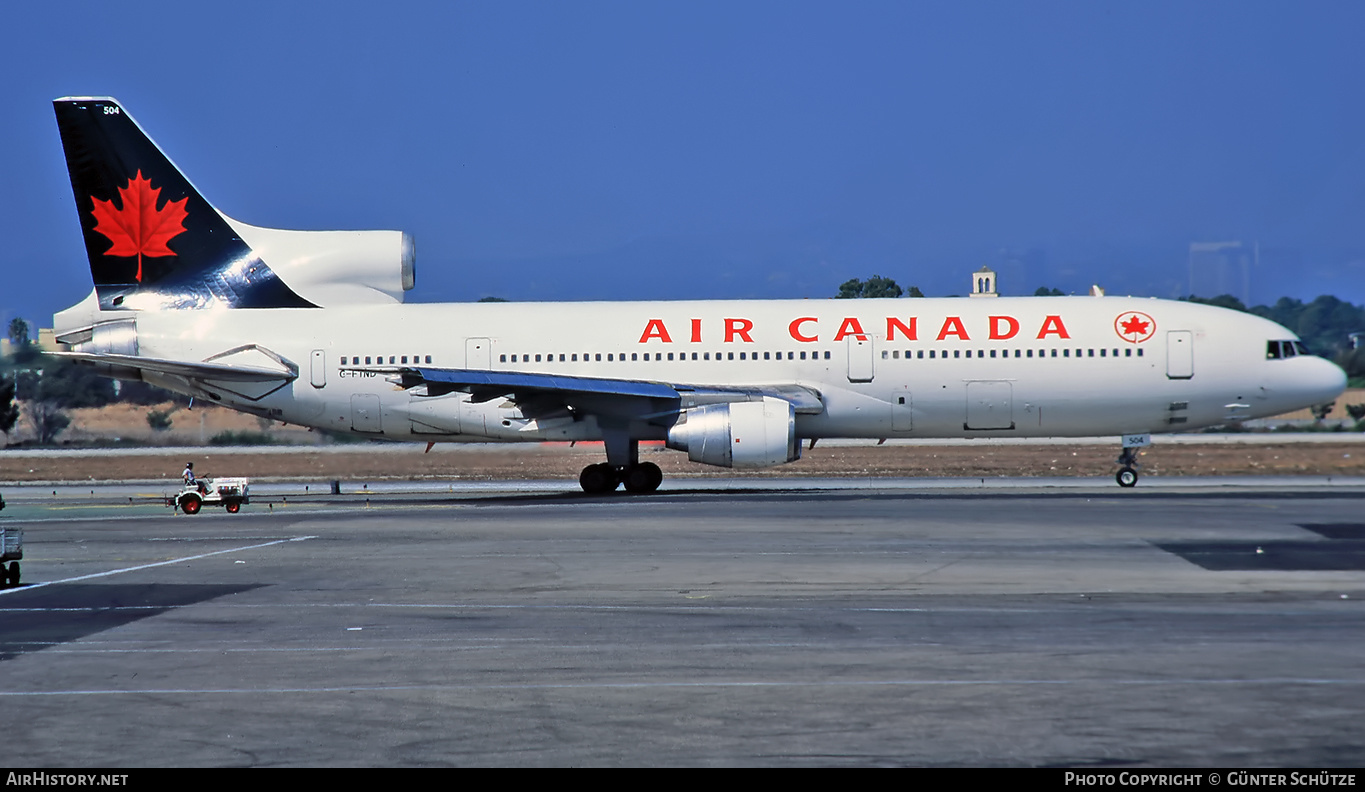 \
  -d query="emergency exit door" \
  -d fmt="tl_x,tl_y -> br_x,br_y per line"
1167,331 -> 1194,379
